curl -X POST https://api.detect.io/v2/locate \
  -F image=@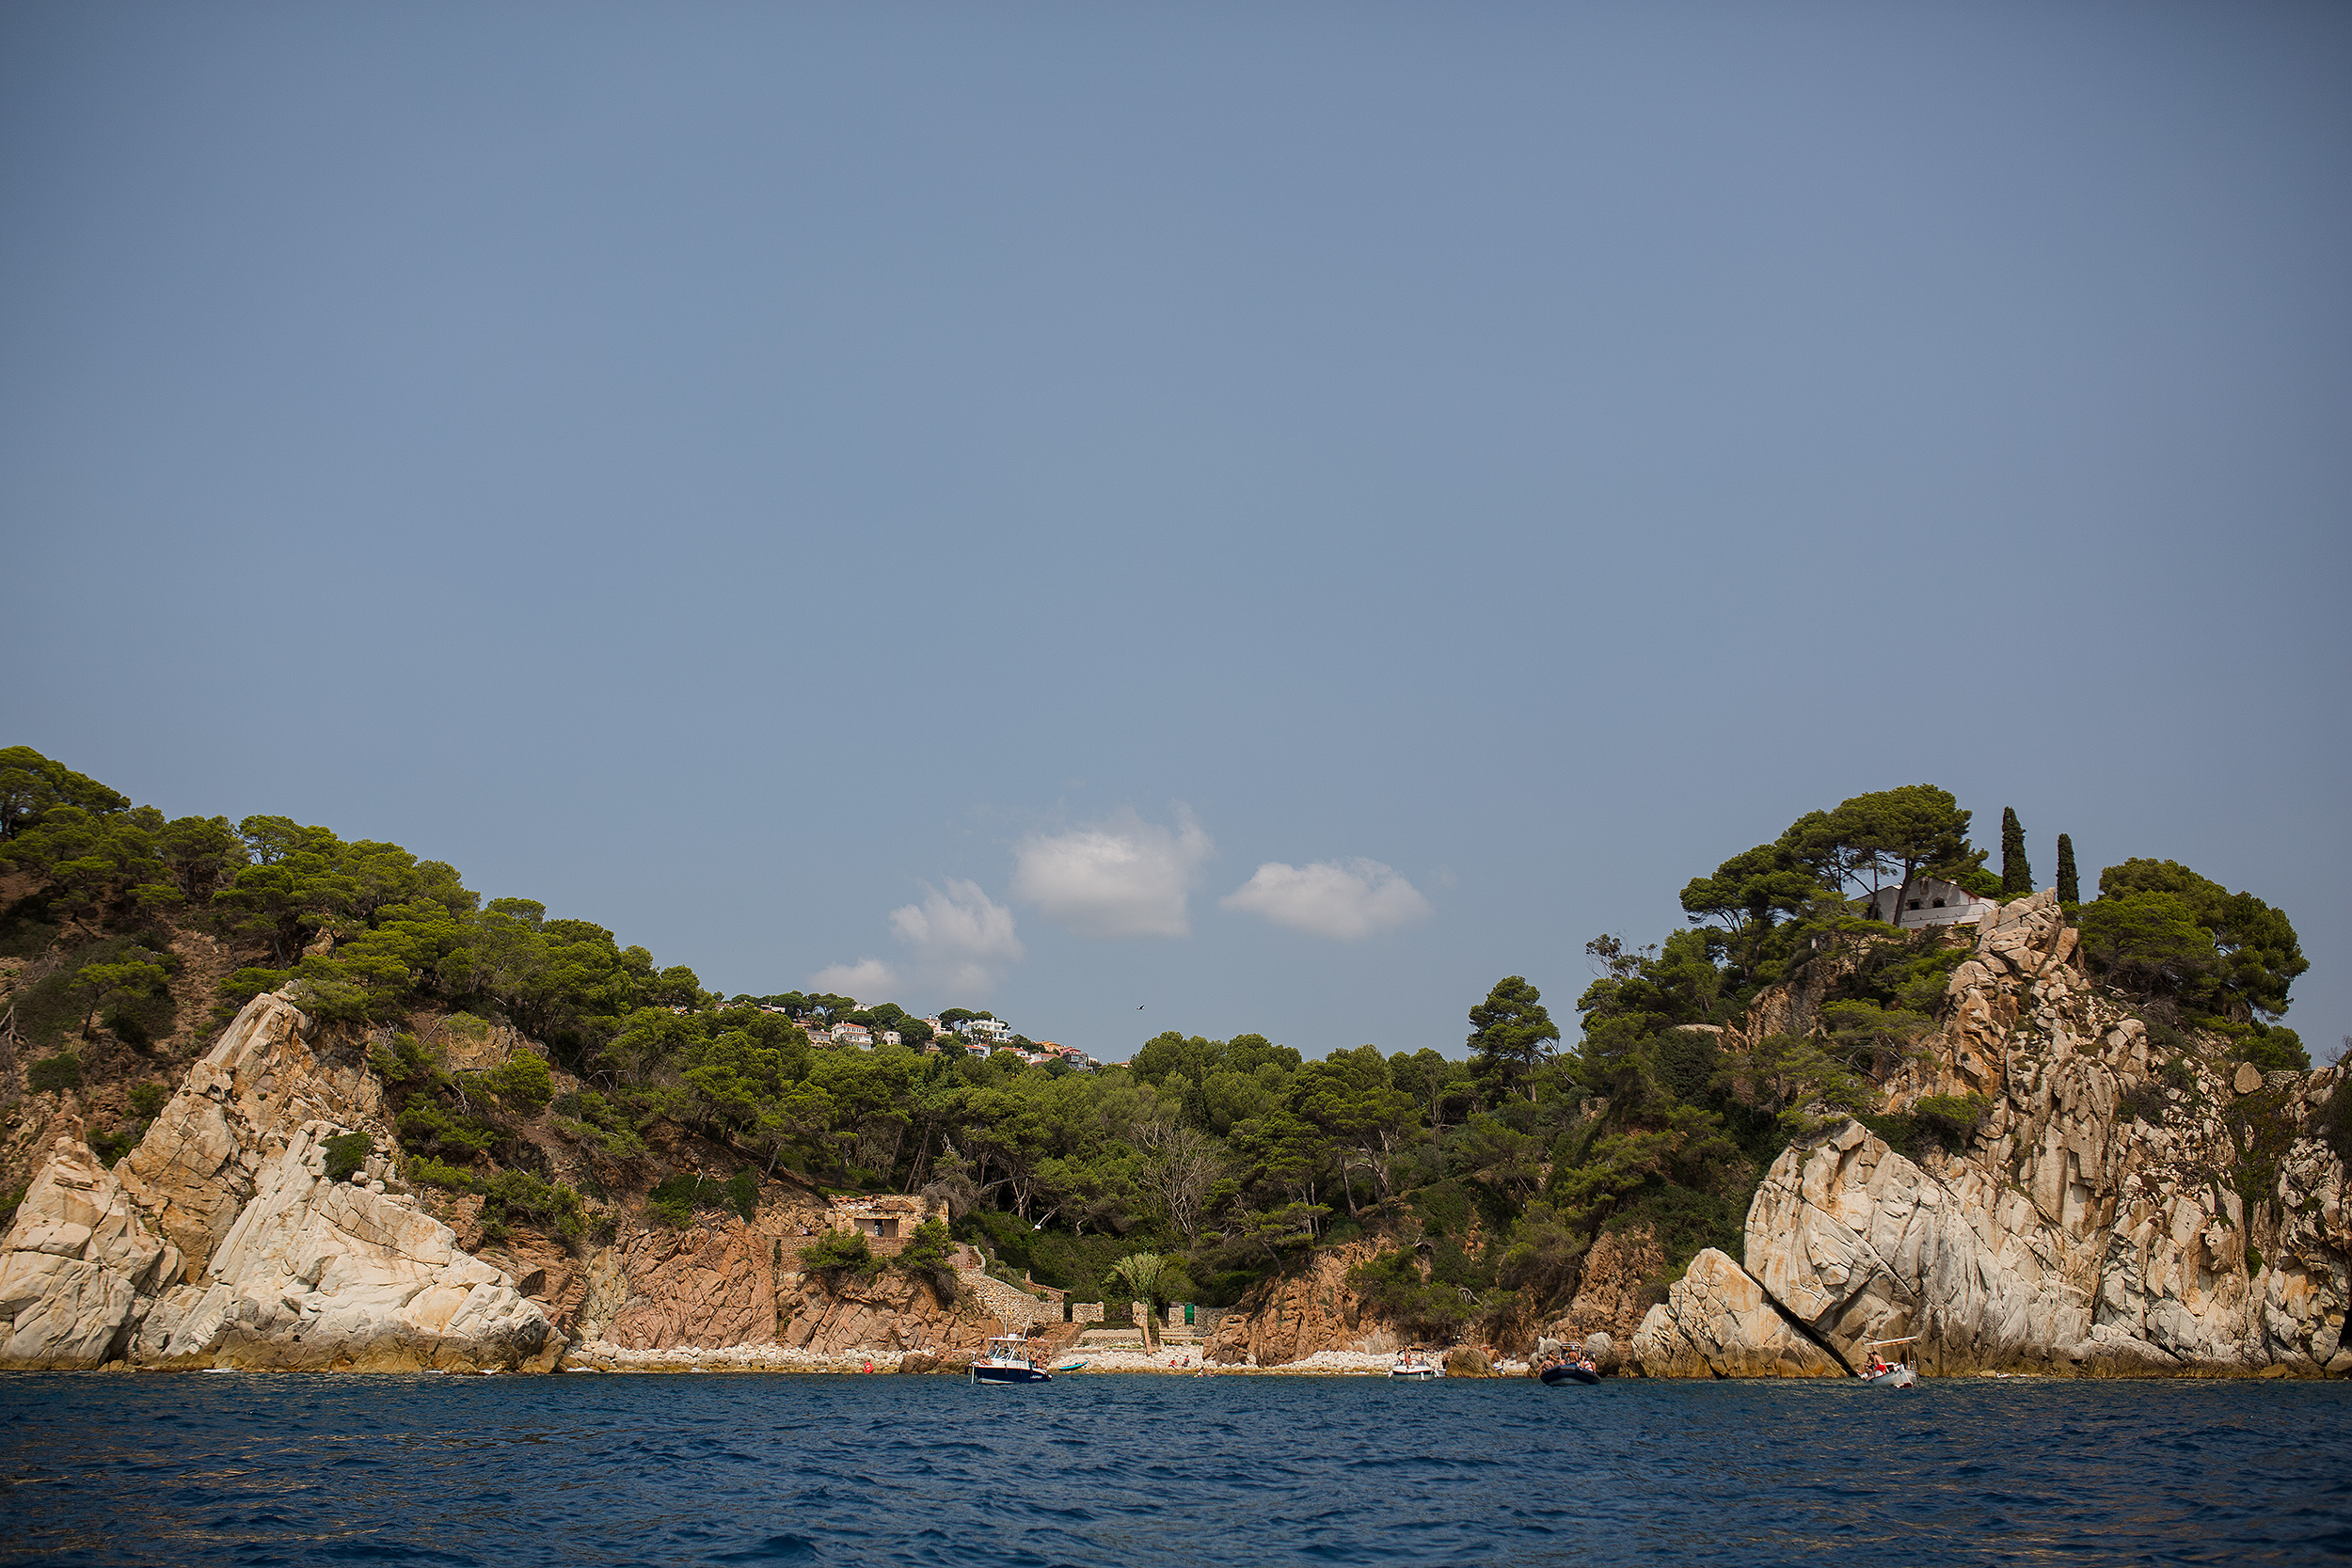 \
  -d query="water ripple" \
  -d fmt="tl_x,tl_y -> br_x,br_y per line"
1,1374 -> 2347,1565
